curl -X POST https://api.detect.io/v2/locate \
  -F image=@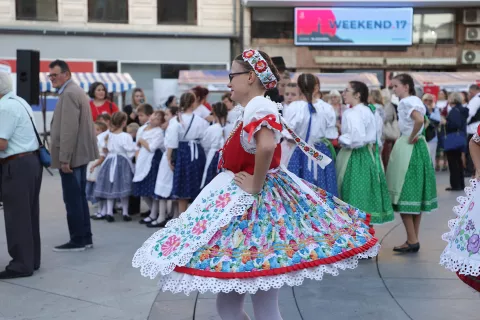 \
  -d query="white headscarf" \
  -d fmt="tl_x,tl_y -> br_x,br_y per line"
0,72 -> 12,96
